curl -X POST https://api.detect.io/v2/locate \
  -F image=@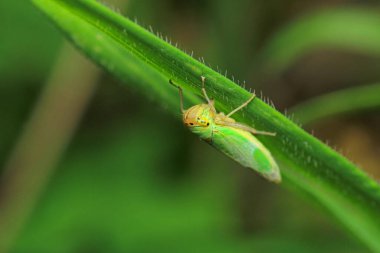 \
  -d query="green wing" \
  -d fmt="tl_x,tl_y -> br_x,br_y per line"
209,125 -> 281,183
